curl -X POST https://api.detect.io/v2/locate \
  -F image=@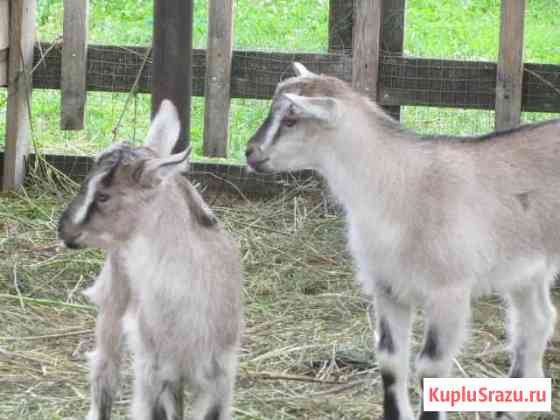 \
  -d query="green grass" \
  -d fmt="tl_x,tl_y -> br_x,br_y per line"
37,0 -> 329,50
402,0 -> 560,137
405,0 -> 560,63
0,0 -> 558,161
